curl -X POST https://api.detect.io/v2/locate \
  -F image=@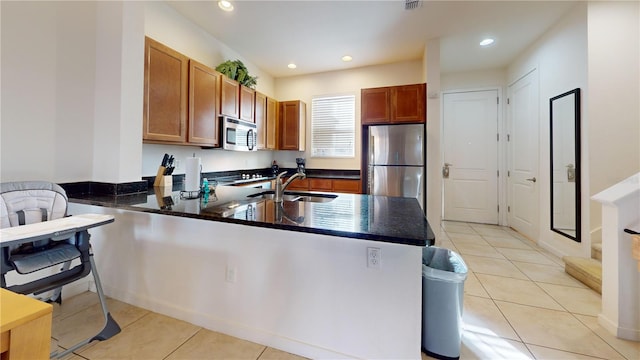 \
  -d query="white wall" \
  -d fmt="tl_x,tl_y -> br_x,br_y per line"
441,69 -> 507,91
1,1 -> 146,184
93,1 -> 145,183
273,60 -> 424,170
507,3 -> 588,257
1,2 -> 96,183
424,39 -> 442,226
587,1 -> 640,242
